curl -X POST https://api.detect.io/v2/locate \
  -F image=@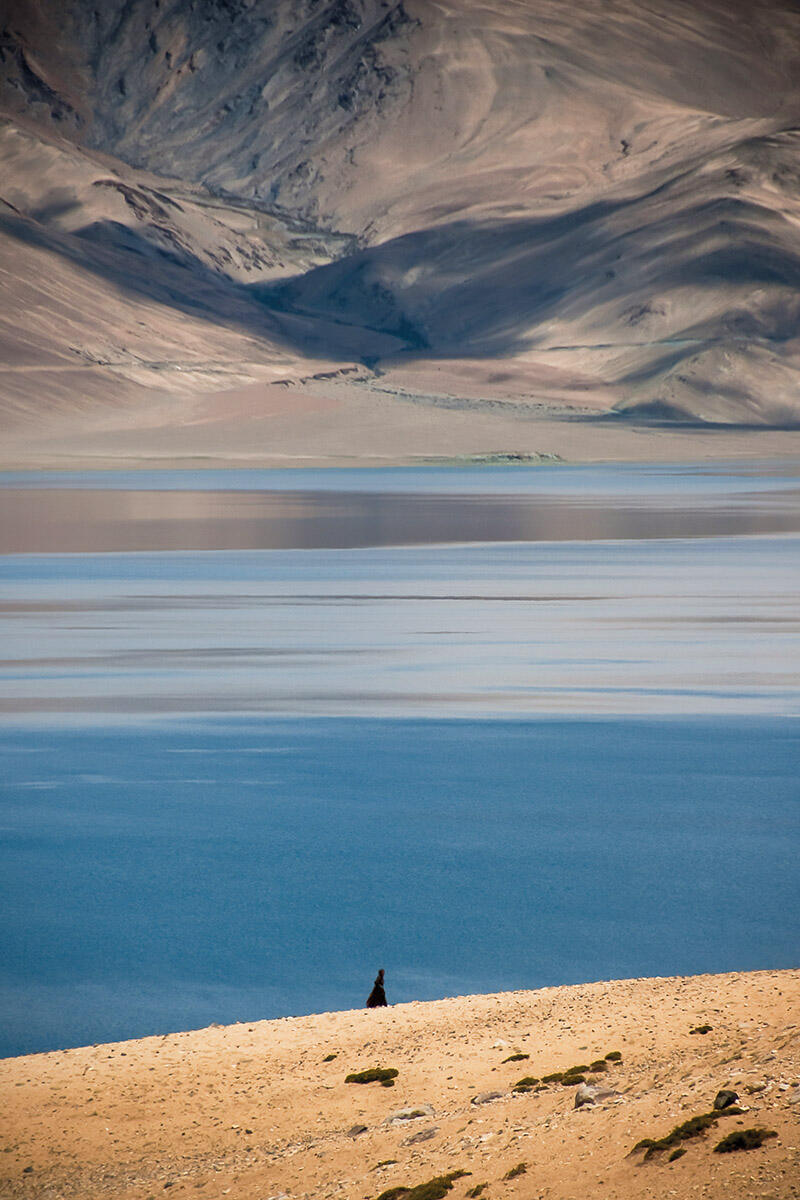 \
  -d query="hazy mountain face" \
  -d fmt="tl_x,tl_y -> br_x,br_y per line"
2,0 -> 800,441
